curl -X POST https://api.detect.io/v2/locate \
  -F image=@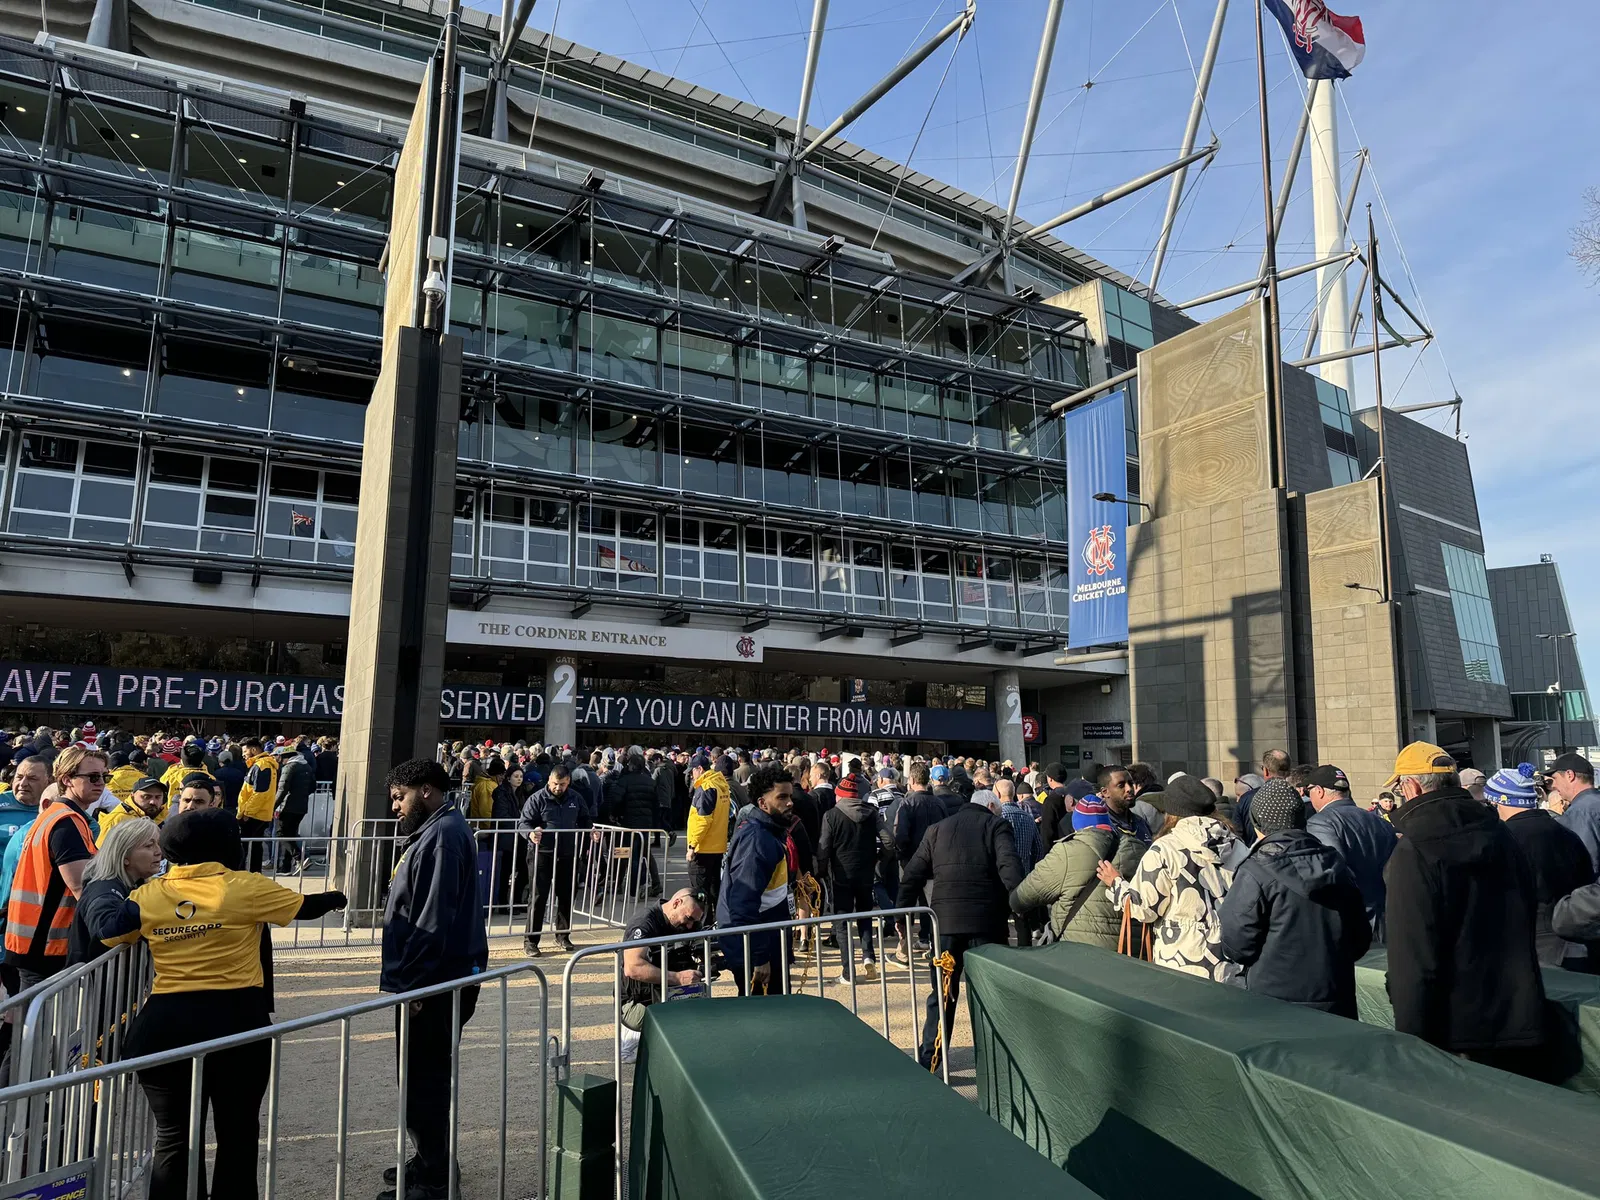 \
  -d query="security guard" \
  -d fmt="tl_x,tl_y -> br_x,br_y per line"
160,742 -> 214,798
96,776 -> 170,847
236,738 -> 278,871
